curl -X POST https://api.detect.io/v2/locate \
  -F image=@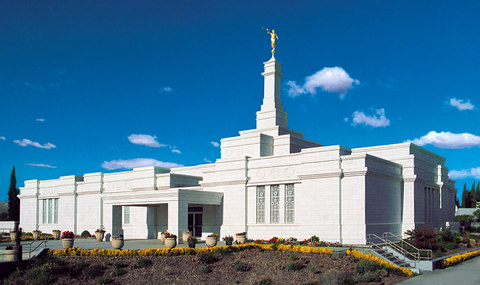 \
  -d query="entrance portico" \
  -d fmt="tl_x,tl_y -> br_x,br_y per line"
102,189 -> 223,242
